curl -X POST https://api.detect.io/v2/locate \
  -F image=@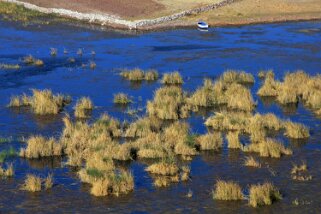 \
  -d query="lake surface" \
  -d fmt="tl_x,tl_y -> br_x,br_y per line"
0,19 -> 320,213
